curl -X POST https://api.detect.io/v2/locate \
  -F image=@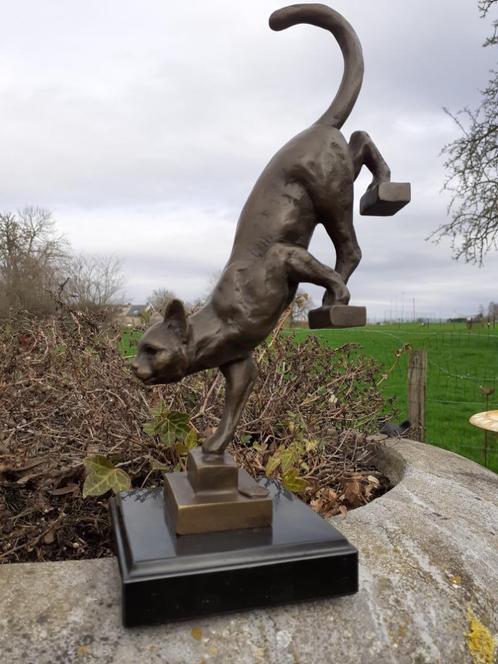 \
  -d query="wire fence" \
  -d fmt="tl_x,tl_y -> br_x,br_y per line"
360,321 -> 498,473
